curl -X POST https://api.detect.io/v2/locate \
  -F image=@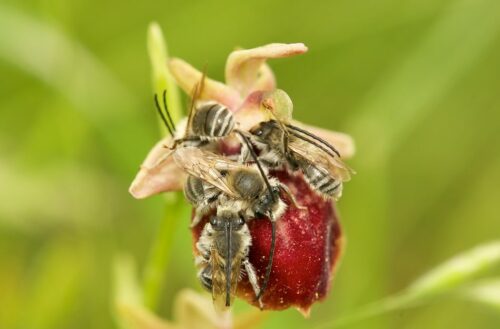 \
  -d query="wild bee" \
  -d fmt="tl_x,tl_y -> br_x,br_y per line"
195,203 -> 261,312
247,119 -> 354,200
174,145 -> 301,307
174,146 -> 301,226
154,76 -> 235,150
